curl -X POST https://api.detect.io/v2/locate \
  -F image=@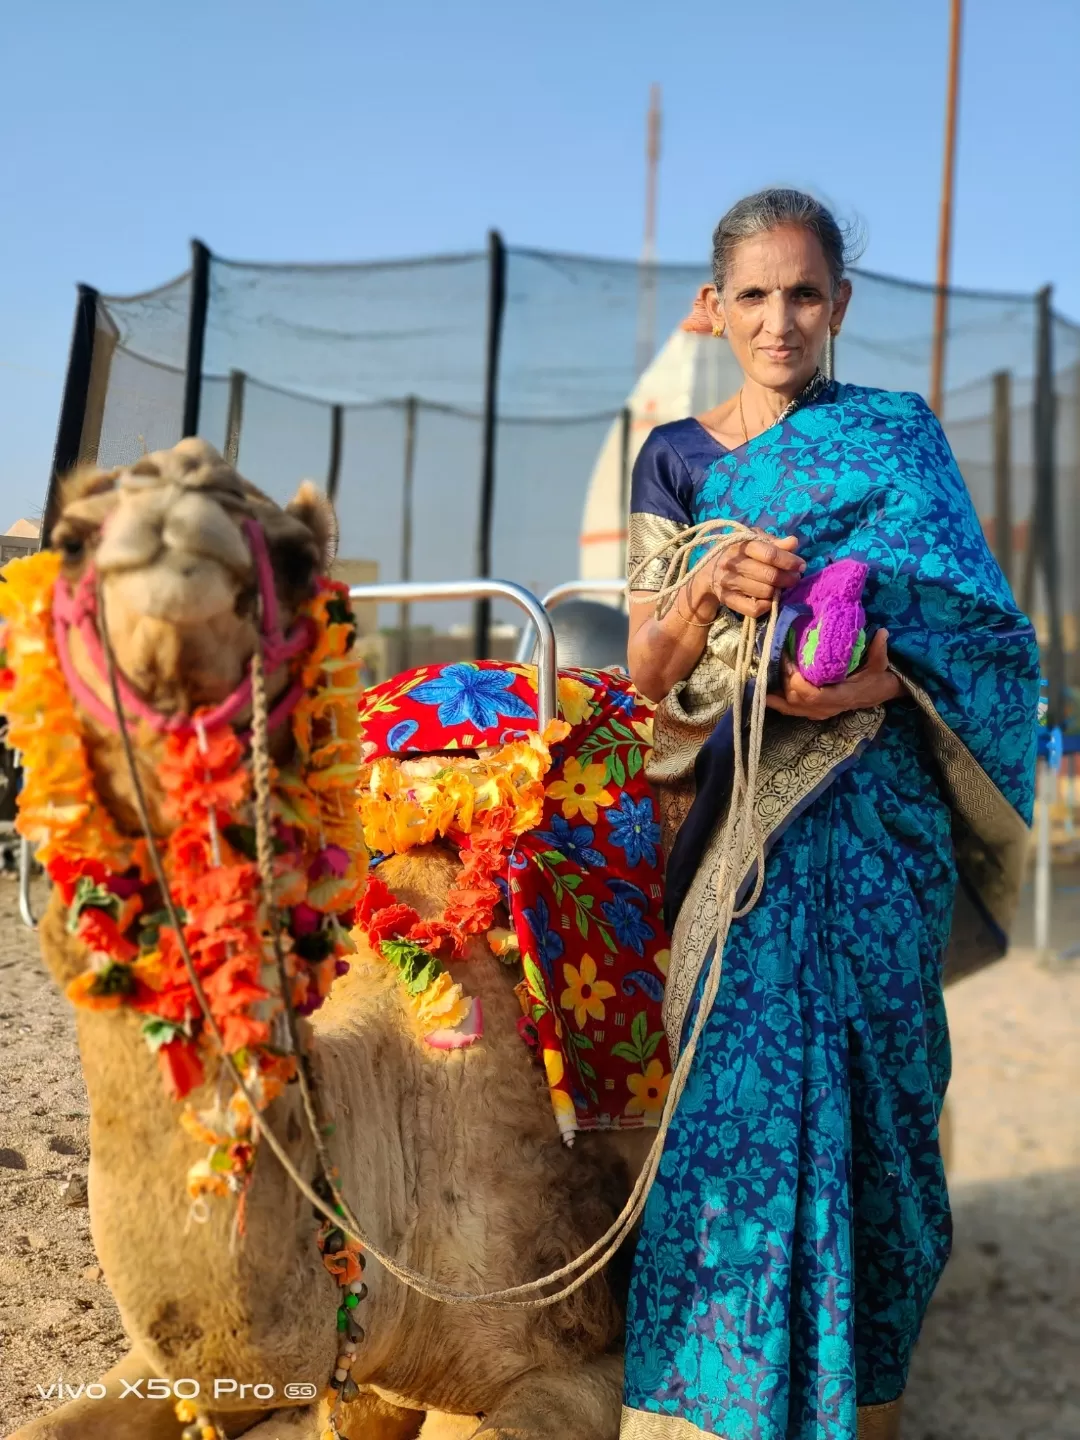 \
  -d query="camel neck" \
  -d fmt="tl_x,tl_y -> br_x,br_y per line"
73,952 -> 408,1392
